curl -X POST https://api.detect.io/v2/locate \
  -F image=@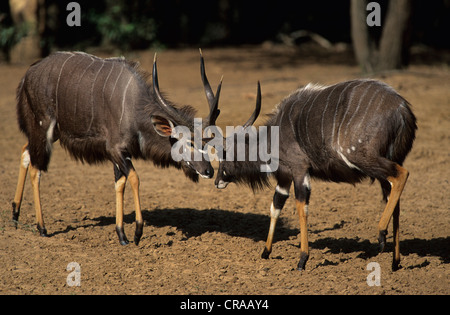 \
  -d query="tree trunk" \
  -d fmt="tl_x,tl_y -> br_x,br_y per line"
351,0 -> 412,73
377,0 -> 412,71
9,0 -> 44,63
350,0 -> 374,73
